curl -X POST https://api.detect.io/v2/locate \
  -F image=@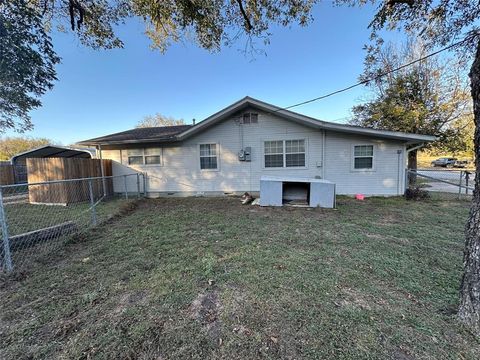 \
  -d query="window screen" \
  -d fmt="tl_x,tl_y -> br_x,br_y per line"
264,140 -> 305,168
200,144 -> 218,169
127,148 -> 161,165
264,141 -> 284,168
144,148 -> 161,165
354,145 -> 374,169
285,140 -> 305,167
127,149 -> 144,165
